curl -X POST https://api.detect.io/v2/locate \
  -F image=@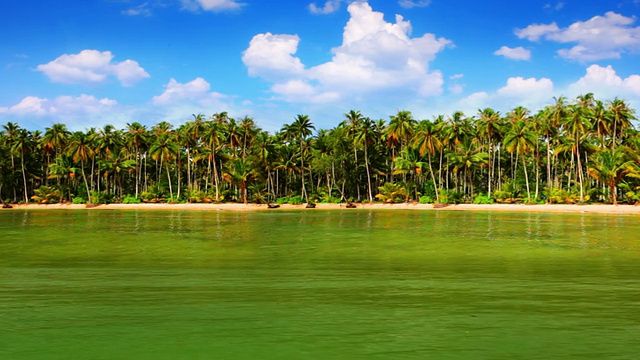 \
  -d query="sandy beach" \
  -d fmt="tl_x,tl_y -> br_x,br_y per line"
4,202 -> 640,215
